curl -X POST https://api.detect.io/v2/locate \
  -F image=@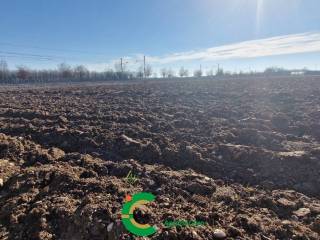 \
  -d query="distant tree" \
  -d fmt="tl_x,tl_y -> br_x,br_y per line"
114,62 -> 124,73
179,67 -> 184,77
167,69 -> 175,78
206,69 -> 214,77
160,68 -> 167,78
74,65 -> 88,80
264,66 -> 288,76
114,62 -> 131,80
145,65 -> 152,78
179,67 -> 189,77
31,70 -> 39,83
216,68 -> 224,76
58,63 -> 72,79
127,72 -> 135,80
152,72 -> 158,78
16,66 -> 30,81
38,69 -> 51,83
224,71 -> 232,76
137,66 -> 144,79
104,68 -> 115,80
0,61 -> 161,84
193,69 -> 203,77
0,60 -> 8,83
183,68 -> 189,77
